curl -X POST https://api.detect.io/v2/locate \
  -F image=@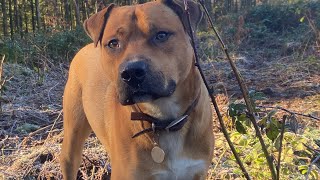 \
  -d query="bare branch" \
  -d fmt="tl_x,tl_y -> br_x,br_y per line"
276,115 -> 287,180
258,106 -> 320,121
197,0 -> 277,179
183,0 -> 251,179
303,143 -> 320,155
306,155 -> 320,180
